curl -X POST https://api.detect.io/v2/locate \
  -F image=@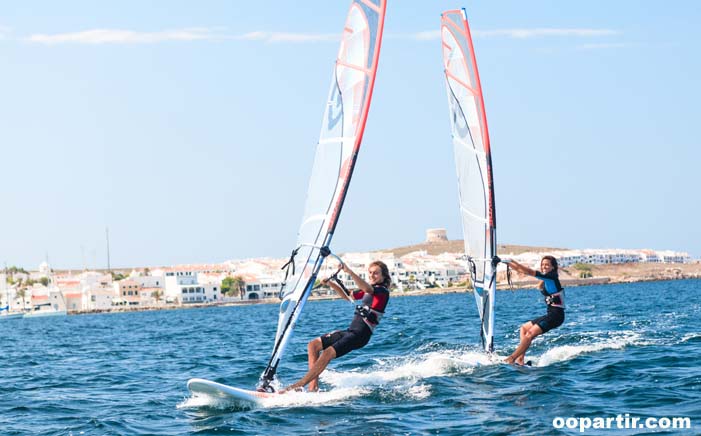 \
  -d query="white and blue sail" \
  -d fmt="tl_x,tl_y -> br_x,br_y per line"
258,0 -> 387,390
441,8 -> 498,353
